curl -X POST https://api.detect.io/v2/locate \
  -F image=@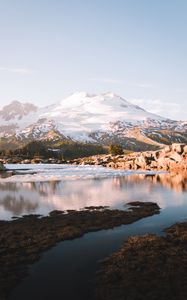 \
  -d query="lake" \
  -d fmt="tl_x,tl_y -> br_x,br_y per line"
0,164 -> 186,300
